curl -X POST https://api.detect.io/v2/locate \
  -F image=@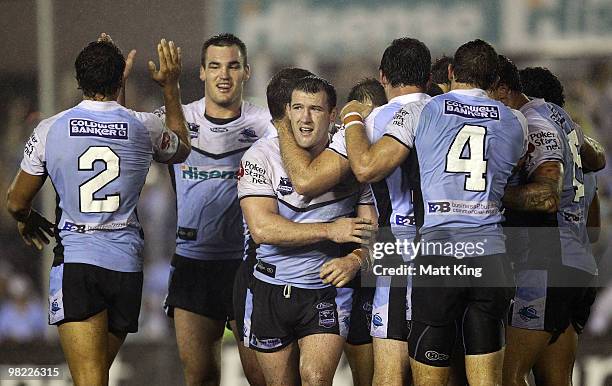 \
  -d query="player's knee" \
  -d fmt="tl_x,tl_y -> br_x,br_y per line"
408,320 -> 455,367
461,306 -> 504,355
182,360 -> 221,386
300,363 -> 333,386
